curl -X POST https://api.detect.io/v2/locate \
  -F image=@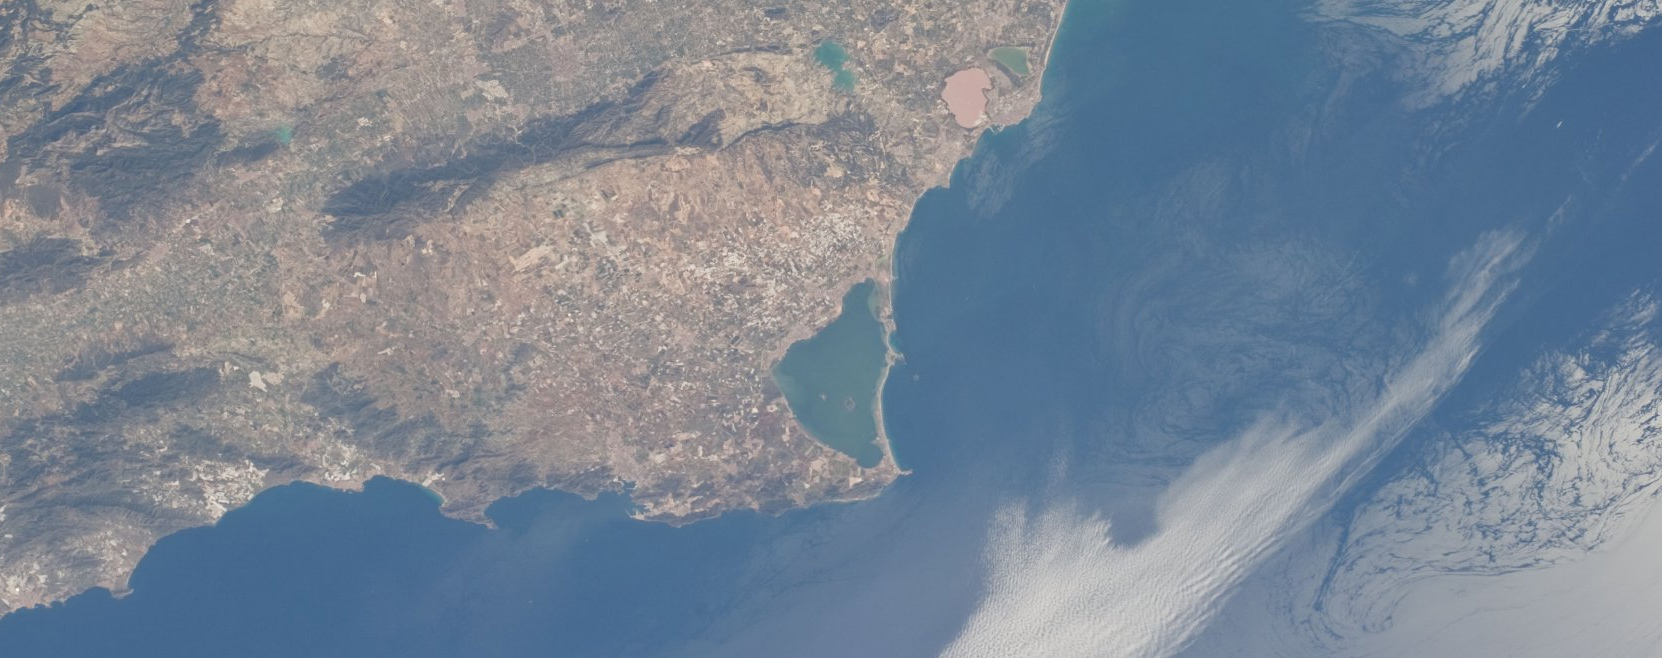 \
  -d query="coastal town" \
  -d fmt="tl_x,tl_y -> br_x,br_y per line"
0,0 -> 1063,613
